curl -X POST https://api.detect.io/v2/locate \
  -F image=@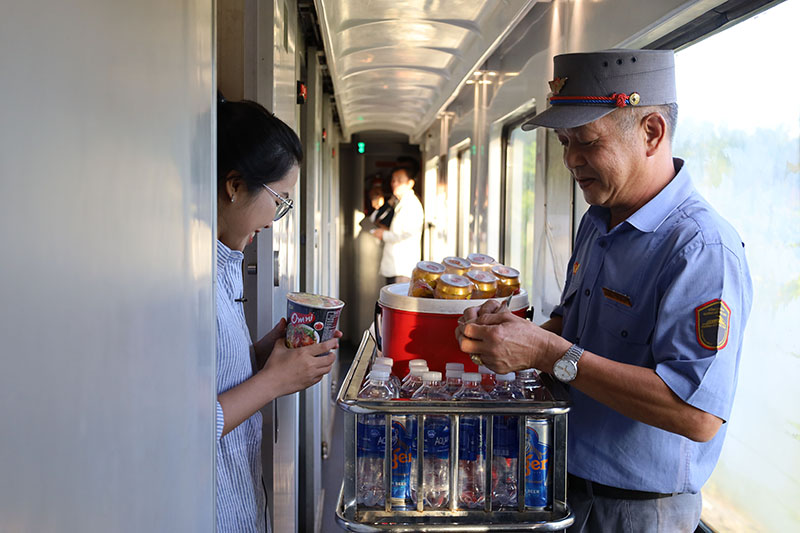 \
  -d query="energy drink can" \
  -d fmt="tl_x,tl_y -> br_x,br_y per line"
524,418 -> 551,510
